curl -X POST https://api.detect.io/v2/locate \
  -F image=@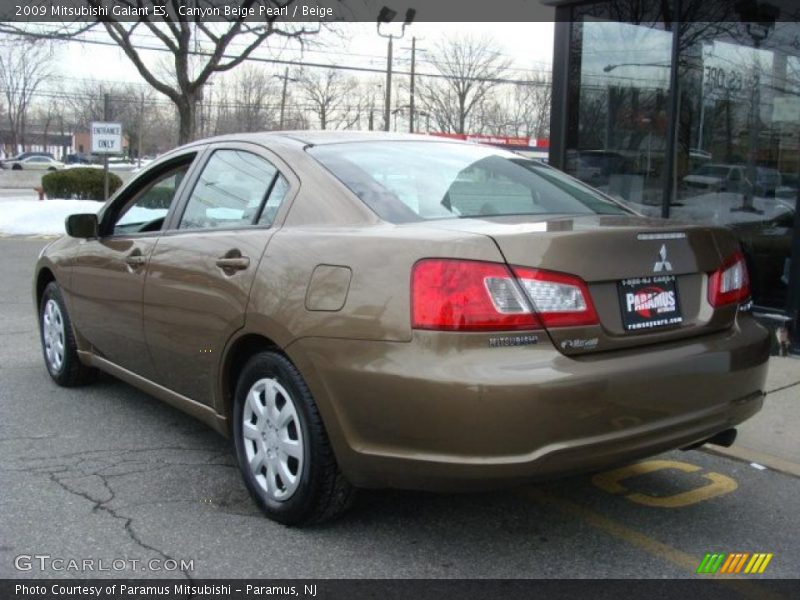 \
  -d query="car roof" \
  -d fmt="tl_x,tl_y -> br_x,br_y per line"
187,130 -> 460,148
